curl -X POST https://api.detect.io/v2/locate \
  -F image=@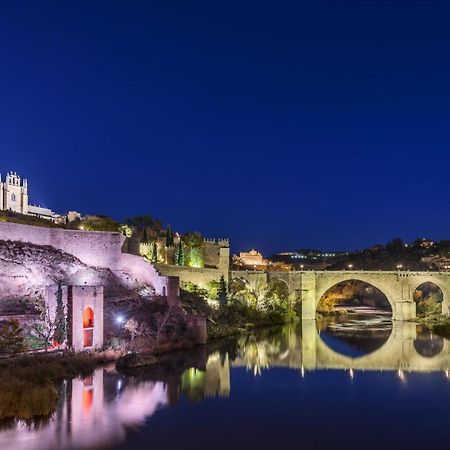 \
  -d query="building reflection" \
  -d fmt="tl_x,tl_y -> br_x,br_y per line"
181,352 -> 230,402
0,368 -> 169,450
1,320 -> 450,450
